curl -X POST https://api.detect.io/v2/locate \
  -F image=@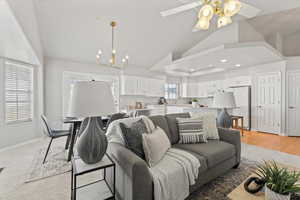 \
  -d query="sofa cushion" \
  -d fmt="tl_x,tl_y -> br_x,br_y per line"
149,115 -> 171,142
172,146 -> 208,173
165,113 -> 191,144
173,140 -> 236,168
